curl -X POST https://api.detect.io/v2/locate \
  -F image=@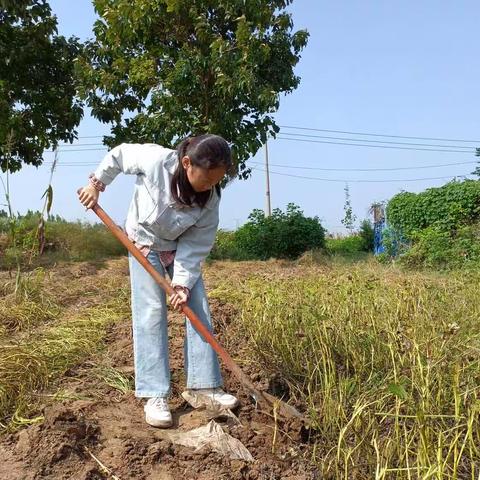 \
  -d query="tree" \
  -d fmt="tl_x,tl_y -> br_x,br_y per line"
341,183 -> 357,233
0,0 -> 83,172
76,0 -> 309,176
